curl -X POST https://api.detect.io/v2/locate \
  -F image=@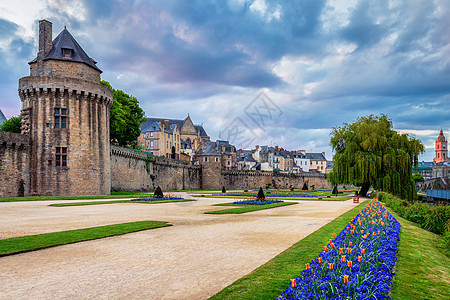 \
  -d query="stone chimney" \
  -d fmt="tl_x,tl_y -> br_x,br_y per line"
164,120 -> 170,130
38,20 -> 52,60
